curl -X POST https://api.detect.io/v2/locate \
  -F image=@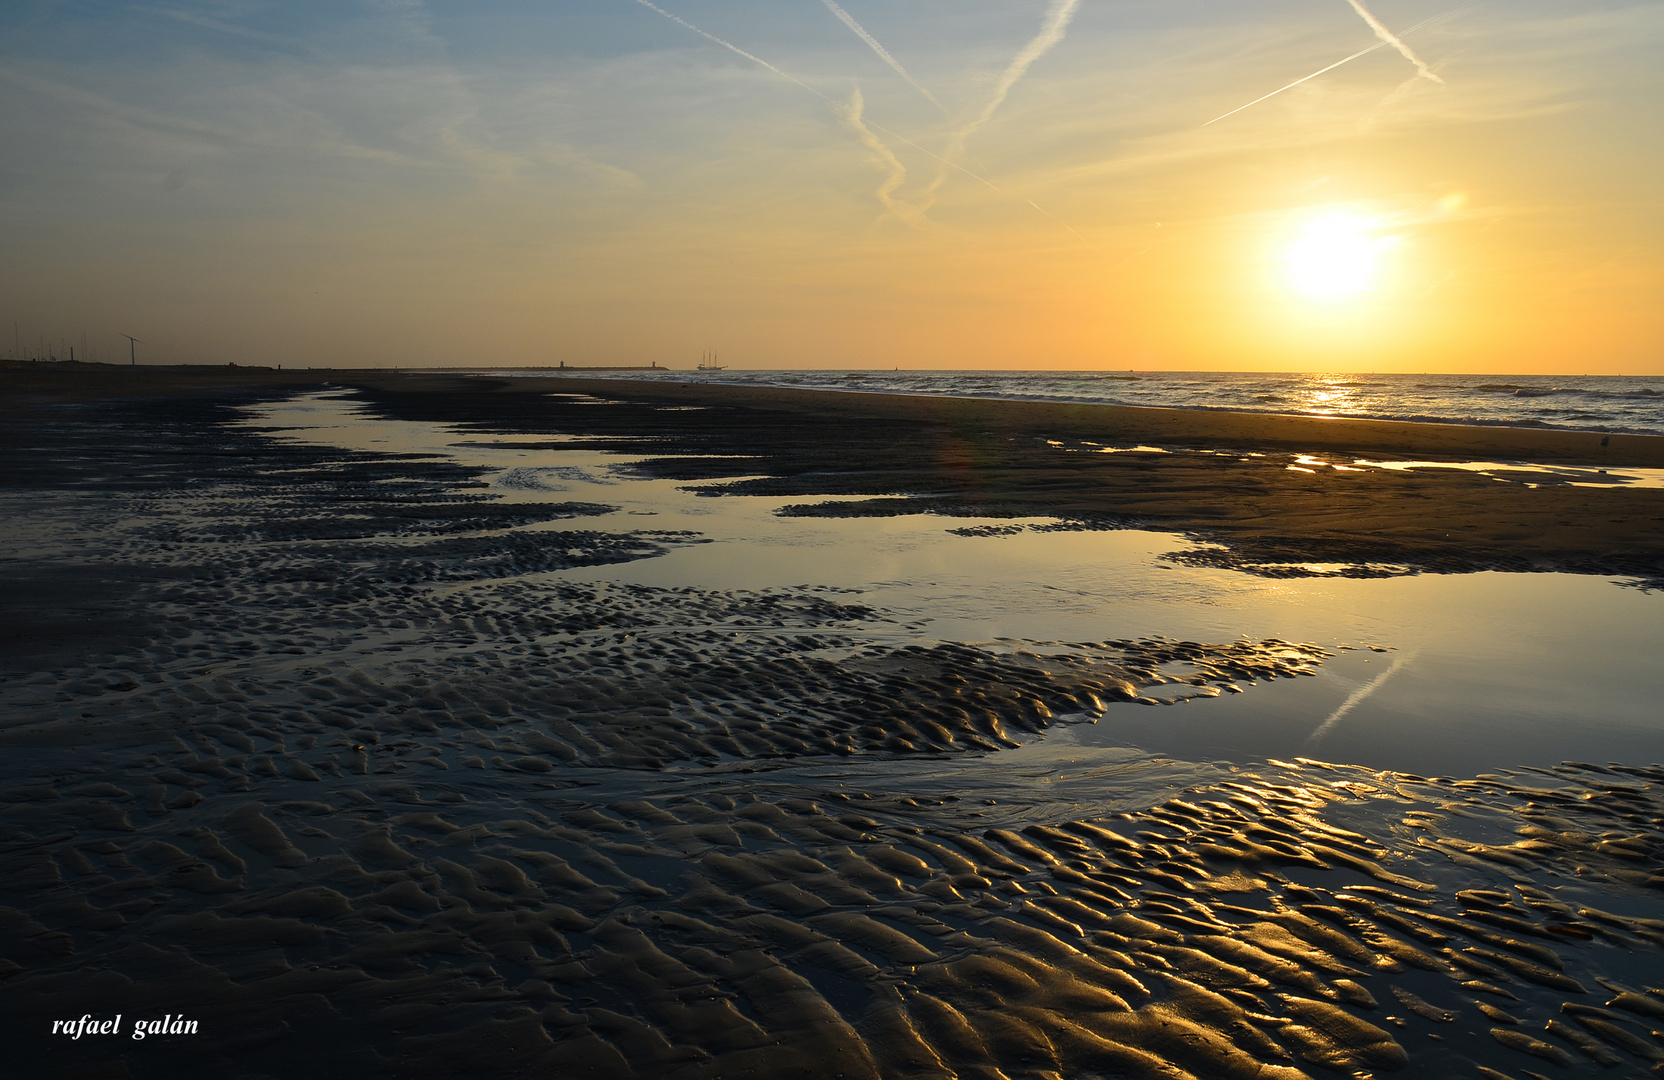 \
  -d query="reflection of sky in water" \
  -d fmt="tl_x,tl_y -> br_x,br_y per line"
1349,457 -> 1664,490
1283,453 -> 1664,490
240,392 -> 1664,777
1043,442 -> 1661,488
